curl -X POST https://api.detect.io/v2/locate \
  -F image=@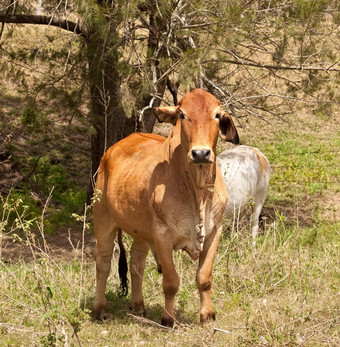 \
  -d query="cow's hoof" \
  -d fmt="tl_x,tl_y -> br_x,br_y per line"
94,300 -> 107,321
129,302 -> 146,317
161,316 -> 174,328
200,311 -> 215,324
96,312 -> 108,321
